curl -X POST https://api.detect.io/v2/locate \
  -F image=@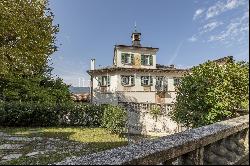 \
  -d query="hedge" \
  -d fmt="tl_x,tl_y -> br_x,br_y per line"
0,102 -> 127,134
